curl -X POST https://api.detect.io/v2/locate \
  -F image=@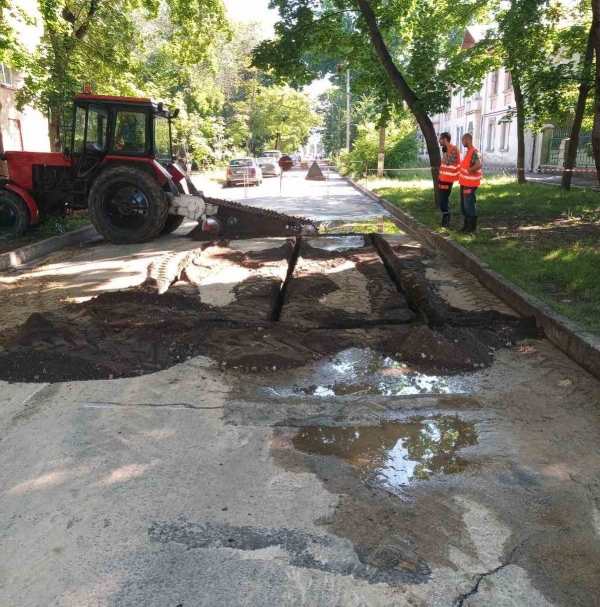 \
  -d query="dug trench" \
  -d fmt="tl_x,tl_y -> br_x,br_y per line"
0,235 -> 540,383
